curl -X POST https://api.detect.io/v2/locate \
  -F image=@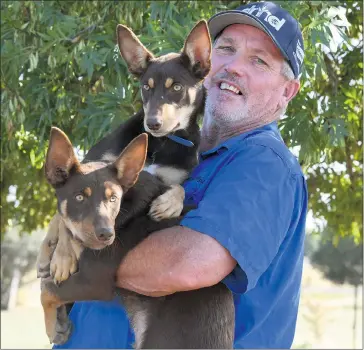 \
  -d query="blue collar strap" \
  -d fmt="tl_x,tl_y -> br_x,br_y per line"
167,134 -> 195,148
